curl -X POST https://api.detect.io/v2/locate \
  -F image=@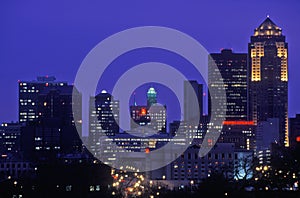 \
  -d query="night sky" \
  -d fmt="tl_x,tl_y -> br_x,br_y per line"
1,0 -> 300,124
